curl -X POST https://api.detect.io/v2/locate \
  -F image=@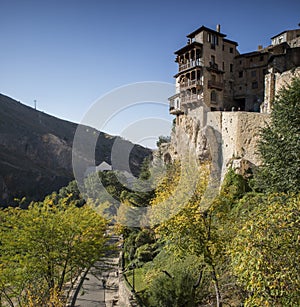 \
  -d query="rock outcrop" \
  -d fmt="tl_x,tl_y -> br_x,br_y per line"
0,94 -> 151,205
160,107 -> 270,184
